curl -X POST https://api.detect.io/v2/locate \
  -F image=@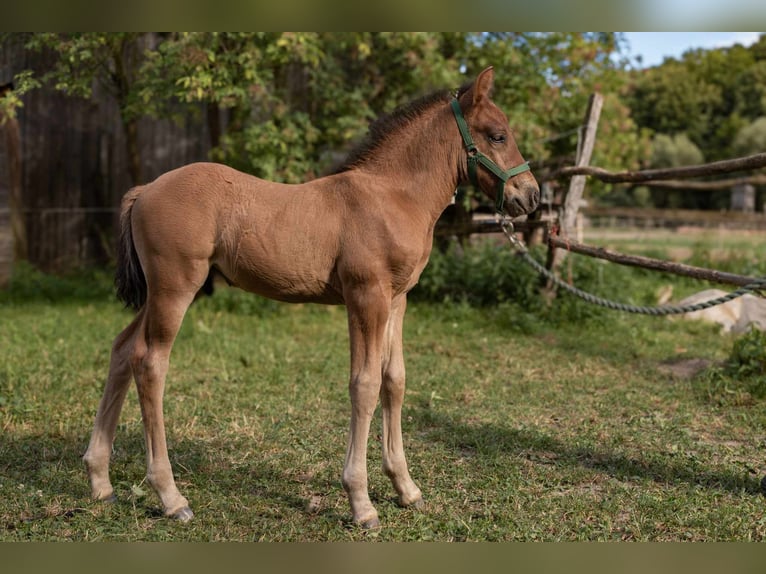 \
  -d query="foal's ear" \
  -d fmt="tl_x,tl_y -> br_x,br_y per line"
473,66 -> 495,105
